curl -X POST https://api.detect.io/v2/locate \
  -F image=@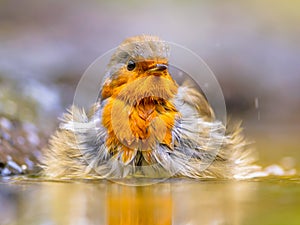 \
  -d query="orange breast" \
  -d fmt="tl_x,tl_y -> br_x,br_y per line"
102,96 -> 178,162
101,65 -> 179,163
